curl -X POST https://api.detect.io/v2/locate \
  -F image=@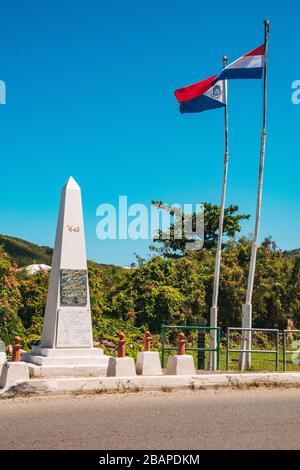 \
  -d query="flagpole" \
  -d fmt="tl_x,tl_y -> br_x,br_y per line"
239,20 -> 270,371
209,56 -> 229,371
